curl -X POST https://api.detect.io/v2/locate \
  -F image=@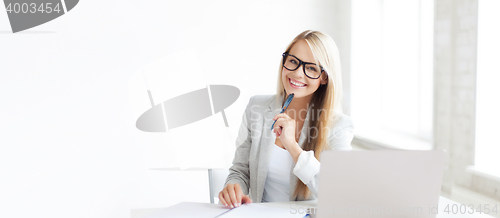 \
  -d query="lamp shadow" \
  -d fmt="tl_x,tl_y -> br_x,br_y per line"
0,30 -> 56,34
